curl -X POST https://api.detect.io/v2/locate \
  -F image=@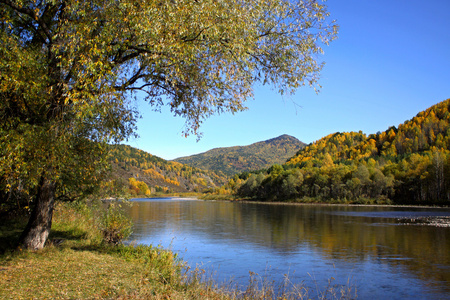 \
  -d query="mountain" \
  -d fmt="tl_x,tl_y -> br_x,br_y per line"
231,99 -> 450,205
108,144 -> 227,195
173,134 -> 306,176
